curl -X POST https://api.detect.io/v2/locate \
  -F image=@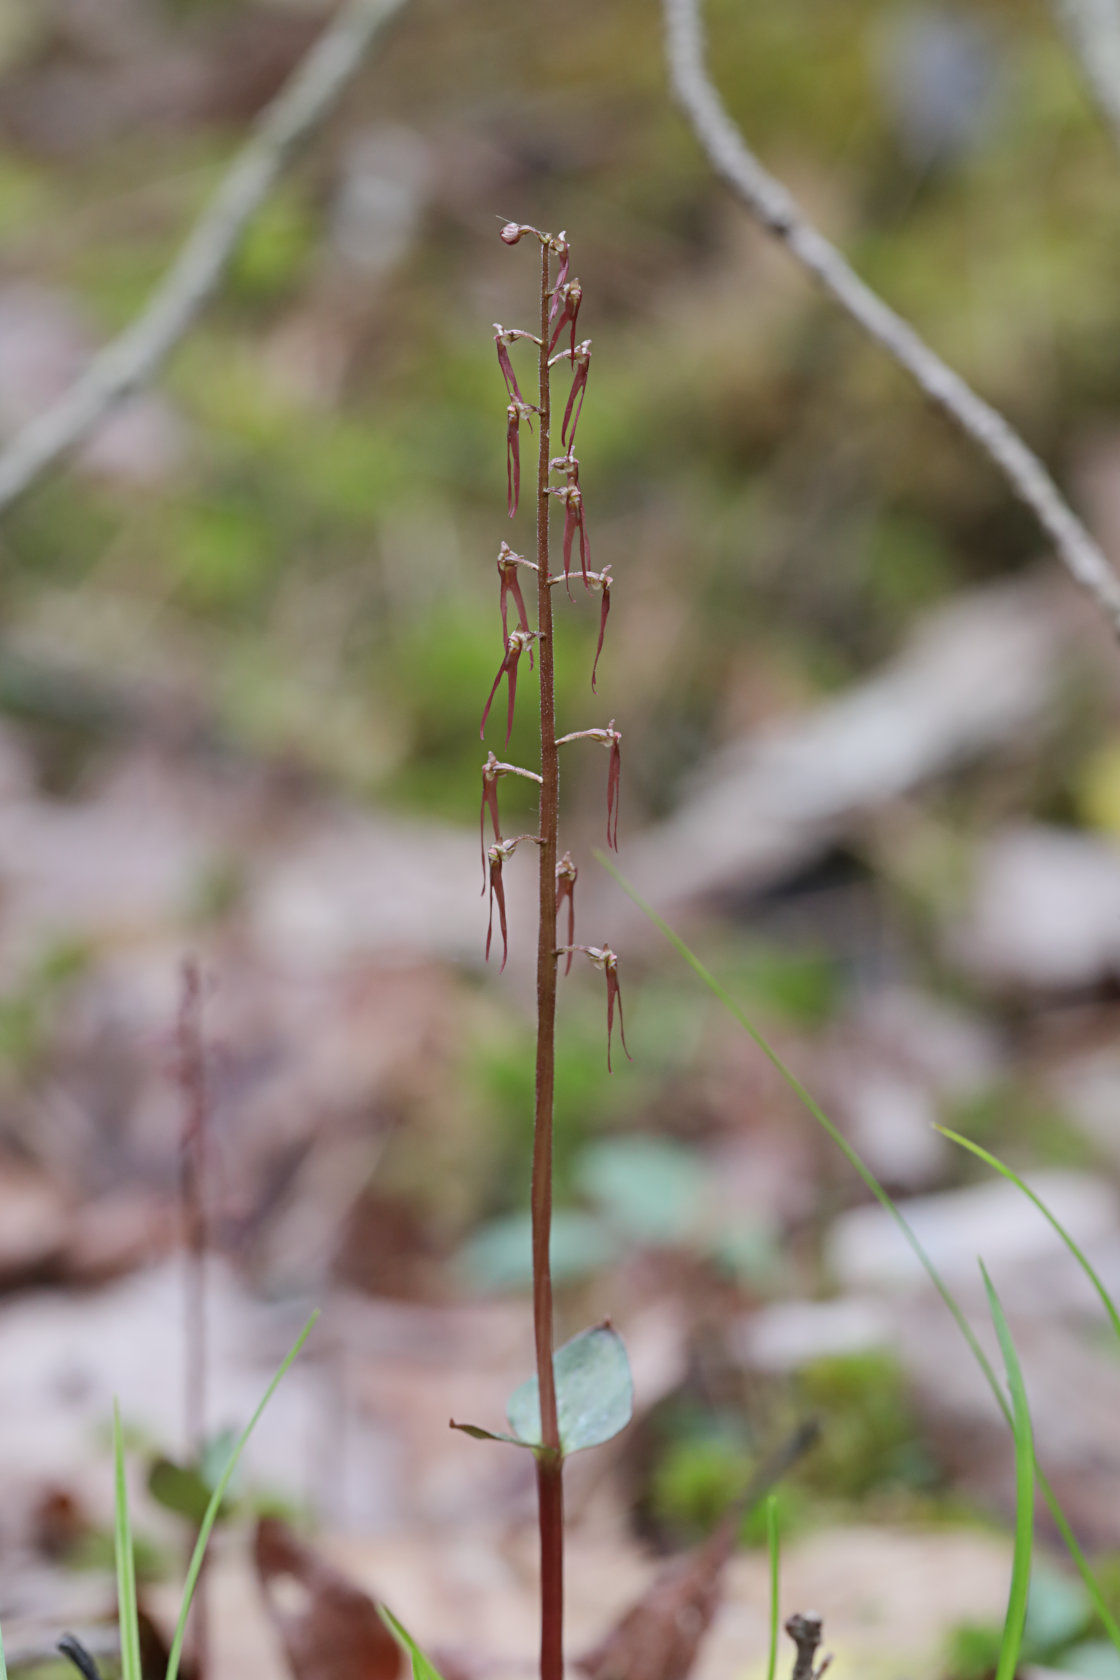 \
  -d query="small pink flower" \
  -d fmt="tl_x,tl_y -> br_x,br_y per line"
554,942 -> 632,1072
487,839 -> 516,969
506,403 -> 522,519
479,753 -> 542,889
548,235 -> 571,332
497,542 -> 533,641
555,720 -> 622,850
548,454 -> 590,595
493,325 -> 539,409
481,629 -> 539,745
555,852 -> 578,974
547,280 -> 583,359
588,565 -> 612,693
555,339 -> 591,451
